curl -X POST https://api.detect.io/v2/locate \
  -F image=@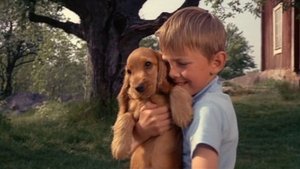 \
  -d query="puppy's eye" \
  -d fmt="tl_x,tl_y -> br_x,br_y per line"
127,69 -> 131,74
145,61 -> 152,69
